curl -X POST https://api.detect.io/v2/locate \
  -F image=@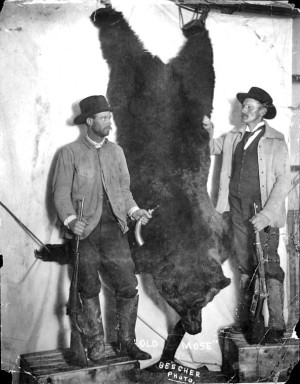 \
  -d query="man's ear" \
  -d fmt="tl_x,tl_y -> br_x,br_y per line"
86,117 -> 93,126
260,107 -> 267,118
